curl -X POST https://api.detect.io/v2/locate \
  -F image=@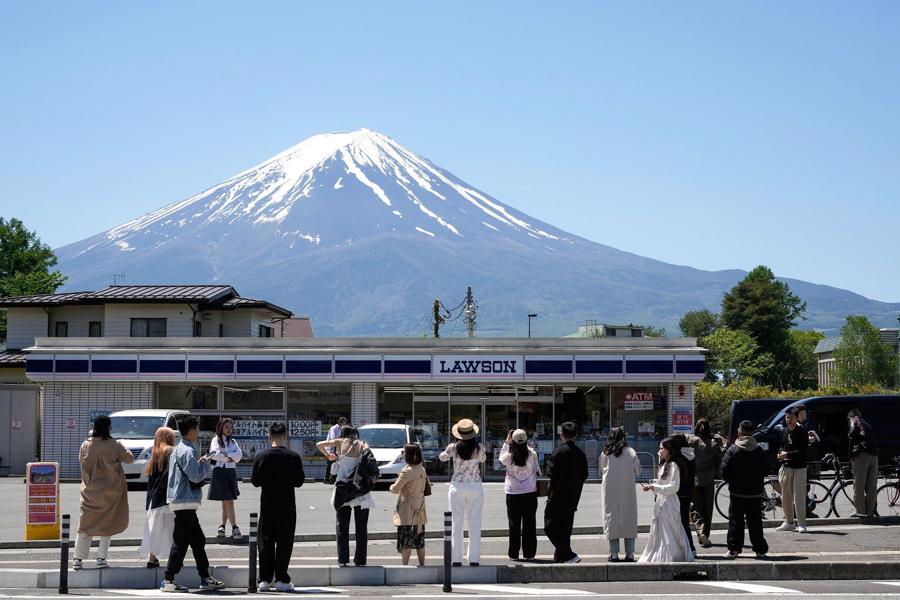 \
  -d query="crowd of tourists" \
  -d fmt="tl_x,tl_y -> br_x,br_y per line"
71,407 -> 881,591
